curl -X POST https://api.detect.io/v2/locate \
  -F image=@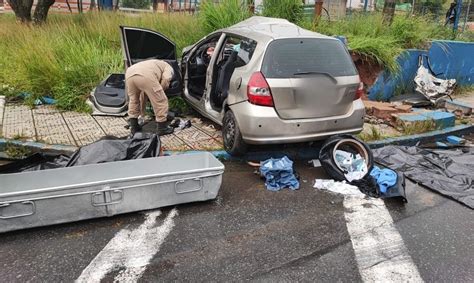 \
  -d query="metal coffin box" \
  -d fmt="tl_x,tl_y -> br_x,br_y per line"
0,152 -> 224,233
